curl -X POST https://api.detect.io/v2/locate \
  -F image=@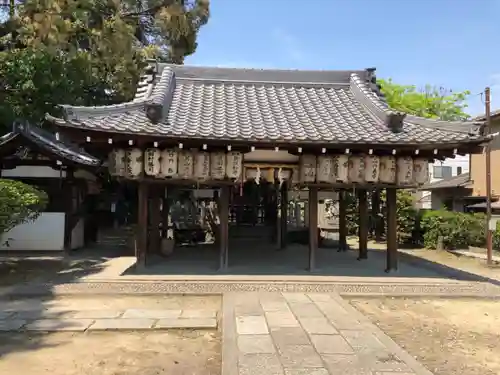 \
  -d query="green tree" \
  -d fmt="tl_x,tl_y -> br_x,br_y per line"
0,179 -> 48,245
0,0 -> 210,132
378,79 -> 470,121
